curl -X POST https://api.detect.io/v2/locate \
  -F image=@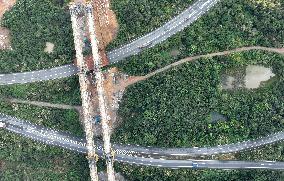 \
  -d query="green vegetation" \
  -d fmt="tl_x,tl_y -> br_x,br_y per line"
115,143 -> 284,181
110,0 -> 284,75
0,1 -> 88,180
114,51 -> 284,147
0,0 -> 283,180
0,100 -> 84,136
0,77 -> 81,105
0,0 -> 75,73
0,0 -> 81,106
1,131 -> 89,180
113,50 -> 284,180
0,101 -> 89,180
109,0 -> 195,48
